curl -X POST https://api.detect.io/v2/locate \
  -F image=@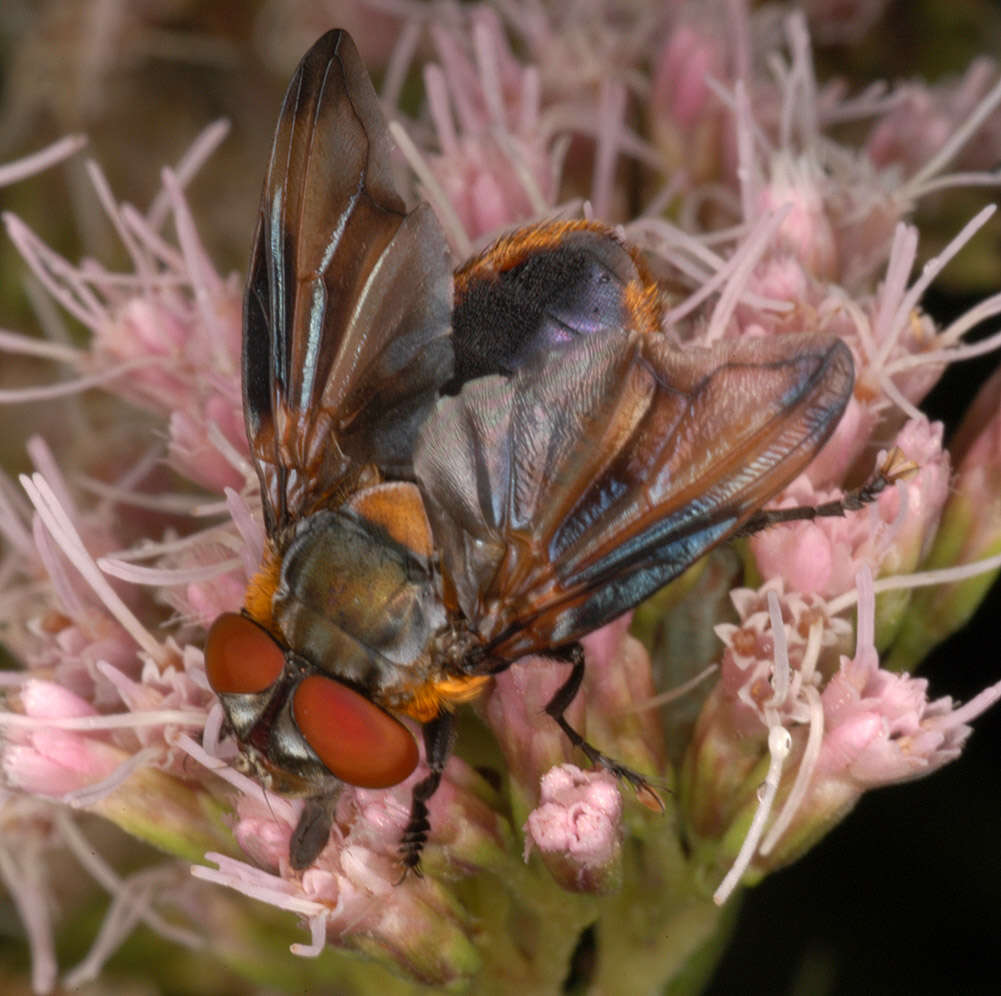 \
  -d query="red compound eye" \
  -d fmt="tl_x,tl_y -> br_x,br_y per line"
292,674 -> 419,788
205,612 -> 285,695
